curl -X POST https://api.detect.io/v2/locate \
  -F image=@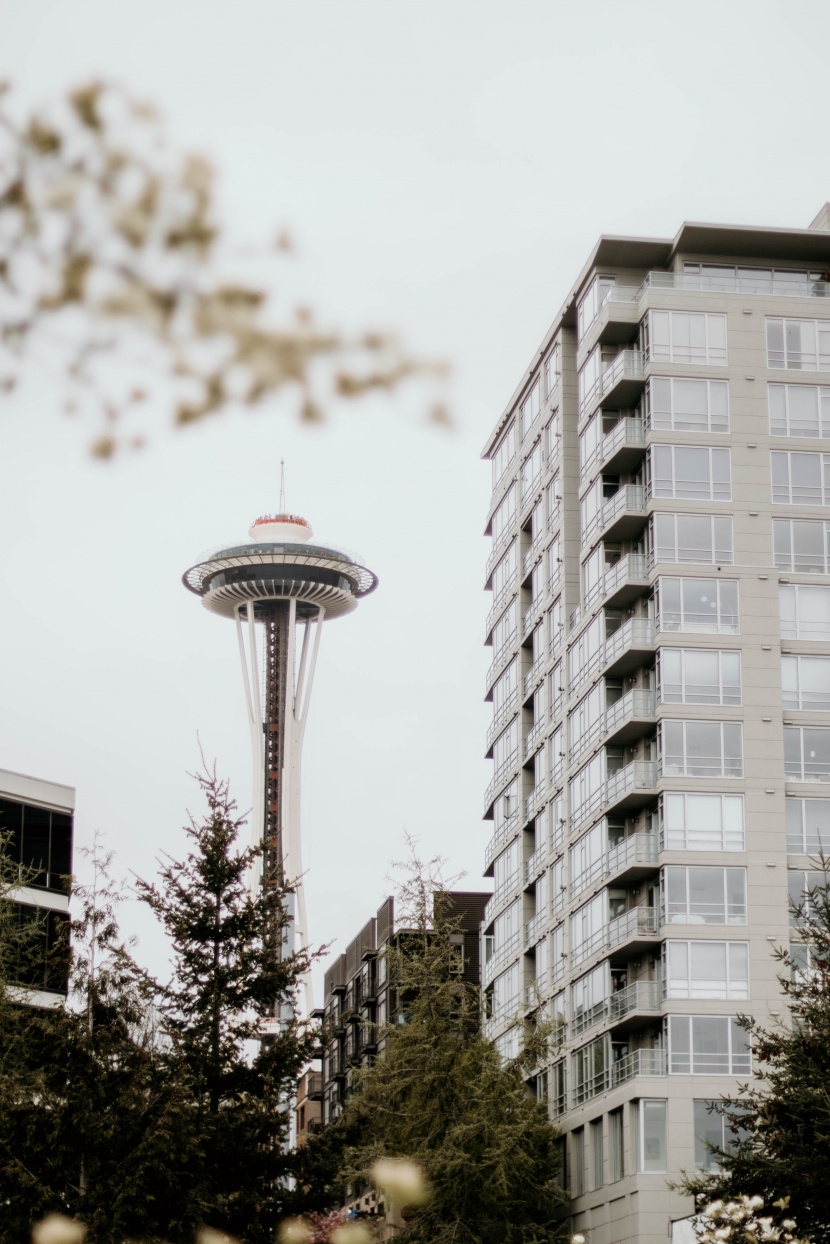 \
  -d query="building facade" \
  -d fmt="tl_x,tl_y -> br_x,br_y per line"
480,206 -> 830,1244
319,891 -> 488,1127
0,766 -> 75,1005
